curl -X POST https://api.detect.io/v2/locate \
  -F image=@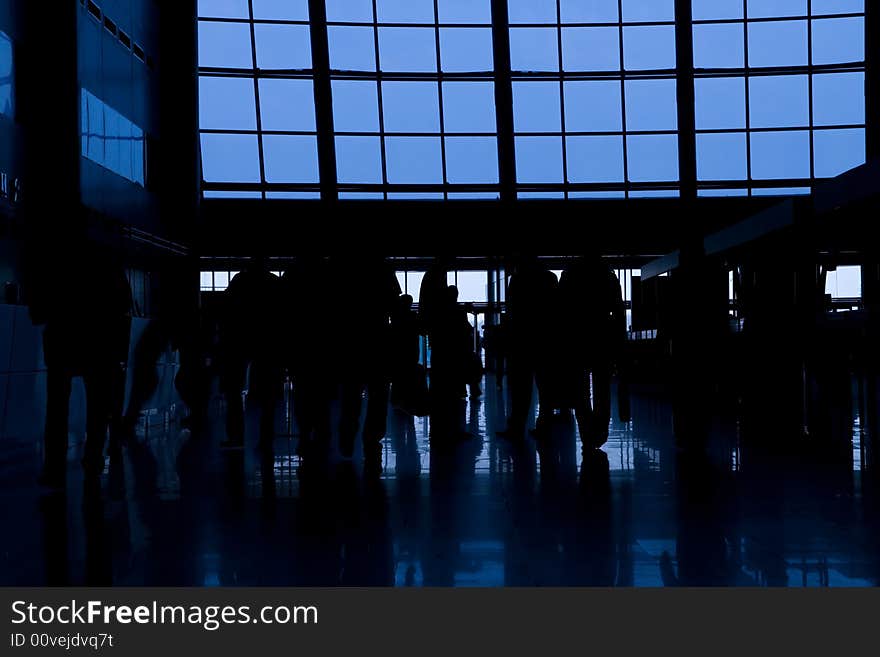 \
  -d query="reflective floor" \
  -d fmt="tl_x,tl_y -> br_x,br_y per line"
1,374 -> 879,587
